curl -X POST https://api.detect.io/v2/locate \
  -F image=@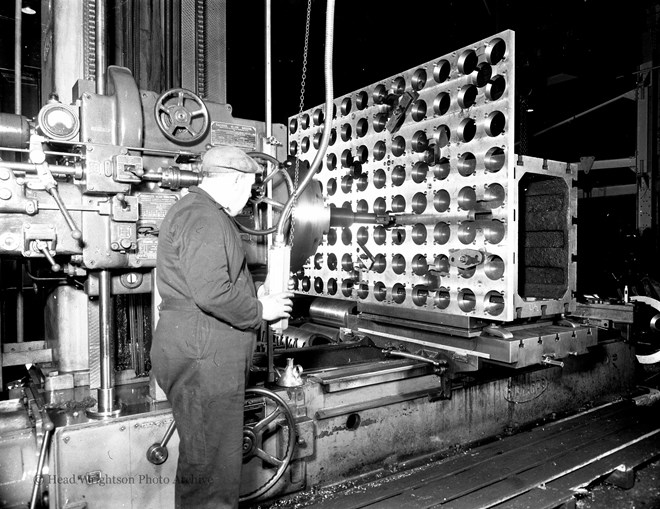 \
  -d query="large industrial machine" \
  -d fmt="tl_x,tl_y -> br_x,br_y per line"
0,1 -> 658,508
